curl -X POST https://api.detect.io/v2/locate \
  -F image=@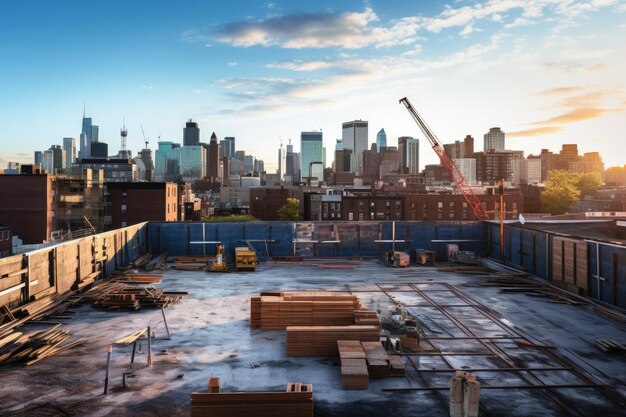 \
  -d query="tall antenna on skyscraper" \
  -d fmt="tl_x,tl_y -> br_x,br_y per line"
120,117 -> 128,151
